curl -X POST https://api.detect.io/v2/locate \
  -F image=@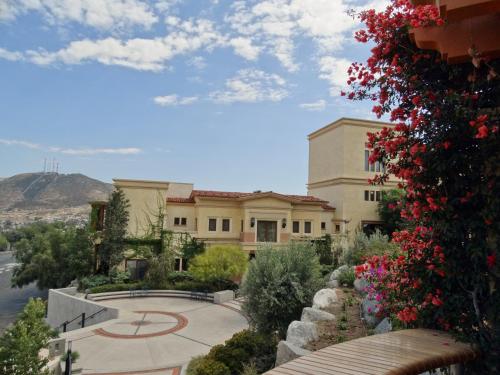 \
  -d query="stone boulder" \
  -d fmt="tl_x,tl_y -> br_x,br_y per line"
312,288 -> 338,310
361,296 -> 382,327
329,265 -> 350,282
354,277 -> 369,294
326,280 -> 339,288
301,307 -> 336,323
275,340 -> 312,367
374,317 -> 392,334
286,321 -> 319,348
